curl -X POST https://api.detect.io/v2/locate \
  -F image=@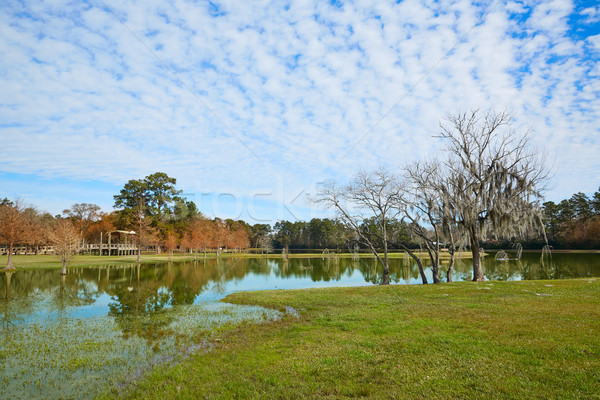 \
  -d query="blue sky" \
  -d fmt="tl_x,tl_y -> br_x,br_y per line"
1,0 -> 598,223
